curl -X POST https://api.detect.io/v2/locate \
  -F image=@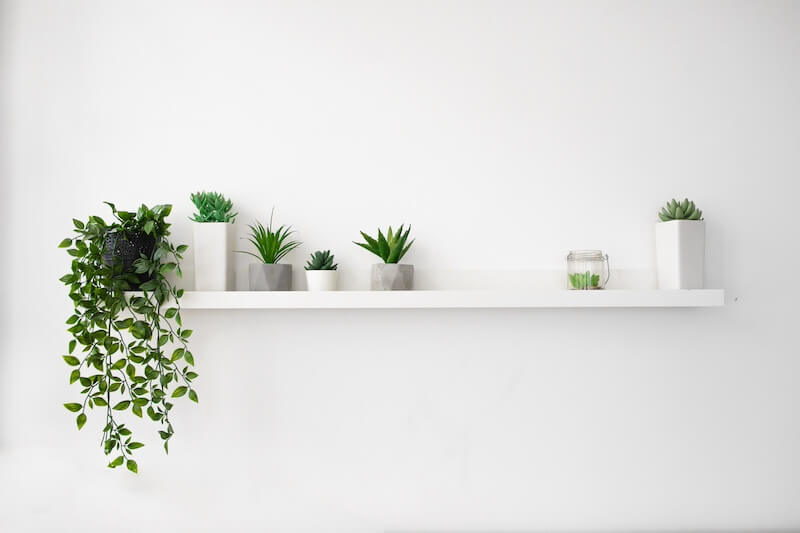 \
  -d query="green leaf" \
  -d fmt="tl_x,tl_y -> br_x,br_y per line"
184,351 -> 194,366
128,442 -> 145,450
63,403 -> 82,412
62,355 -> 80,366
143,221 -> 154,235
76,413 -> 87,430
108,455 -> 124,468
93,397 -> 107,406
69,369 -> 80,384
58,238 -> 73,248
126,459 -> 138,474
172,386 -> 187,398
188,389 -> 198,403
112,401 -> 130,411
